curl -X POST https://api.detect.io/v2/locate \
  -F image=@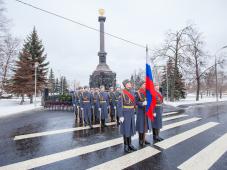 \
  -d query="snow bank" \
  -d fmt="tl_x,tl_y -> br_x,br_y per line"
0,97 -> 42,118
165,95 -> 227,107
